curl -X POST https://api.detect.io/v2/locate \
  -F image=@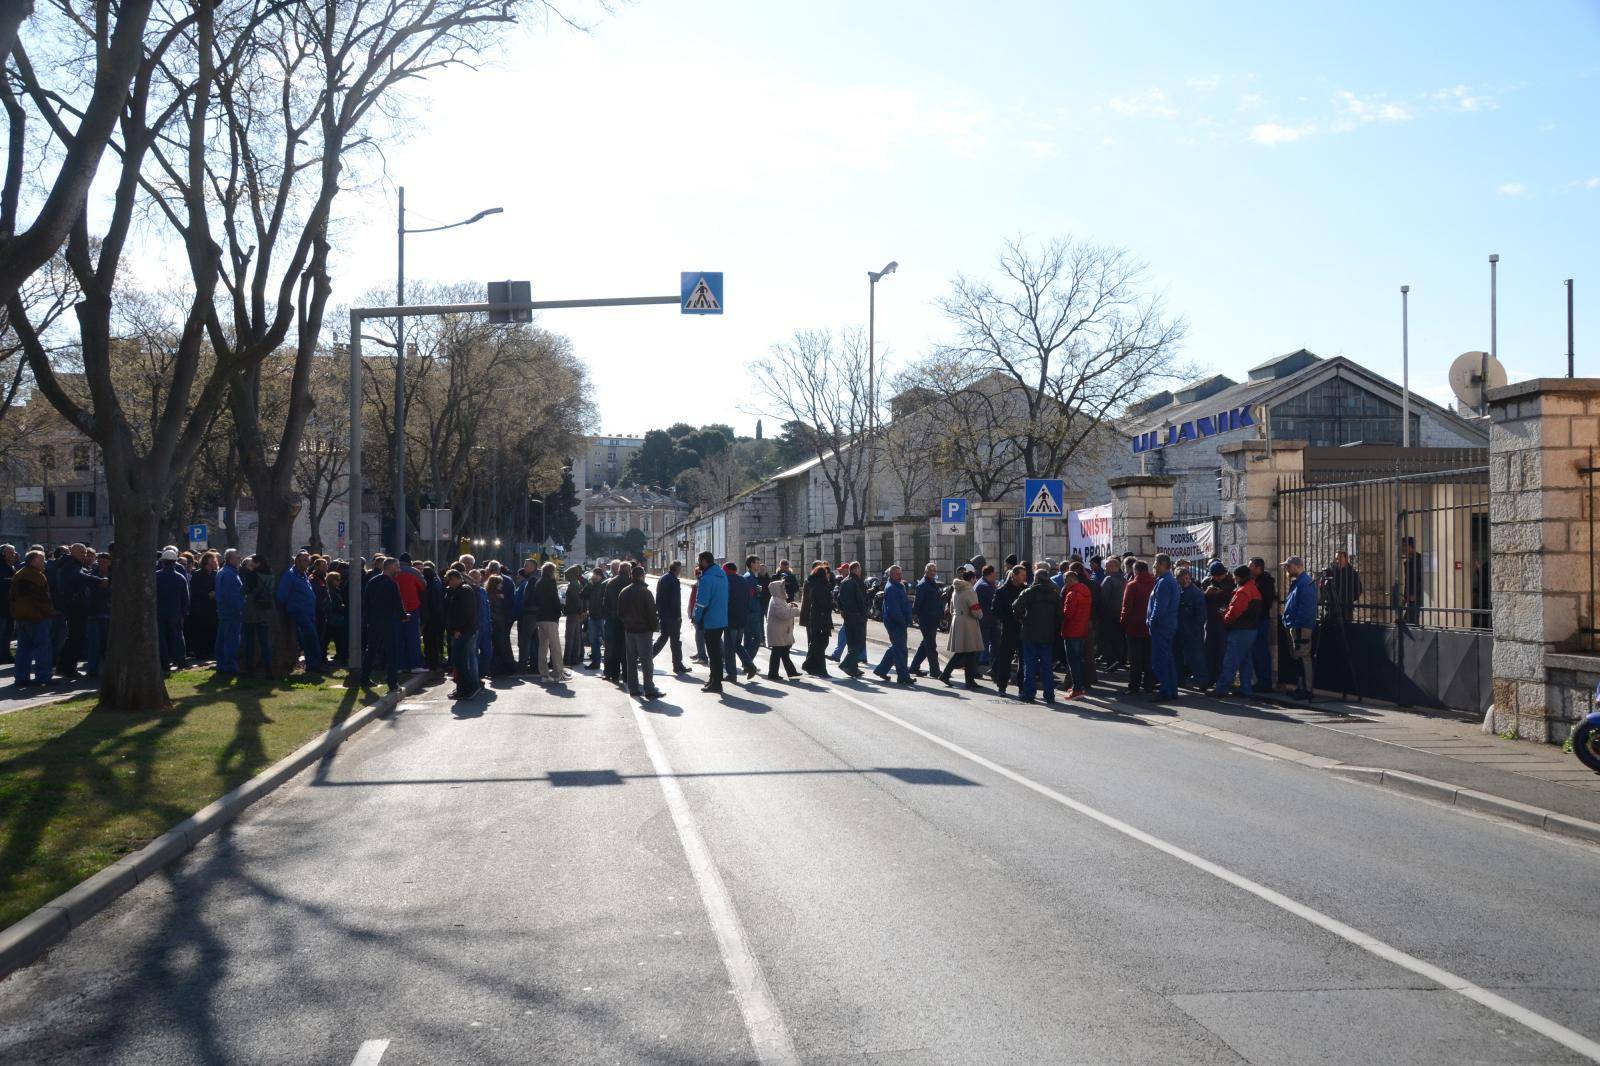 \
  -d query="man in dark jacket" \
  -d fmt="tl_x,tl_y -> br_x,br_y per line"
1013,567 -> 1062,704
584,565 -> 607,669
975,564 -> 997,667
652,560 -> 687,673
989,564 -> 1026,694
1201,562 -> 1235,689
361,557 -> 406,691
909,563 -> 943,677
562,565 -> 588,667
155,547 -> 191,670
872,564 -> 913,685
421,562 -> 445,671
1096,557 -> 1127,668
836,561 -> 869,677
1249,557 -> 1278,689
529,561 -> 565,683
618,564 -> 663,699
84,552 -> 112,677
602,562 -> 630,683
443,569 -> 480,699
10,549 -> 53,687
722,561 -> 756,681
